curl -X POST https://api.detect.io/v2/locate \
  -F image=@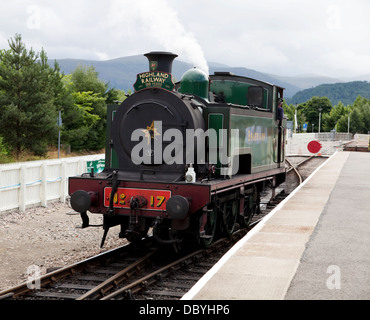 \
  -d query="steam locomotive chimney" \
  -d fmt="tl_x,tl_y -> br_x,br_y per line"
144,51 -> 178,73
